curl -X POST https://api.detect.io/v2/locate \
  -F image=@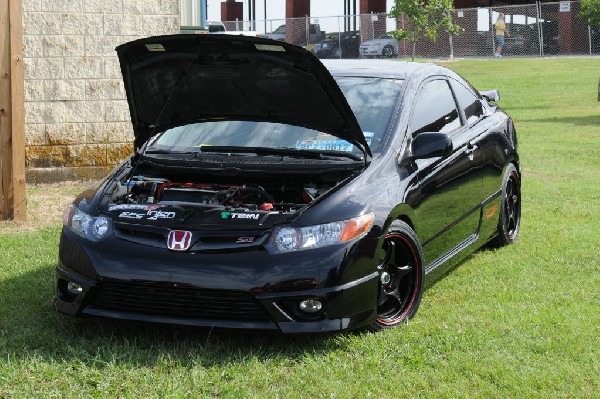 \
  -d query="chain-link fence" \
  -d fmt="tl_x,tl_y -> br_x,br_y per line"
209,1 -> 599,59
